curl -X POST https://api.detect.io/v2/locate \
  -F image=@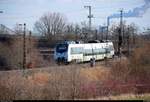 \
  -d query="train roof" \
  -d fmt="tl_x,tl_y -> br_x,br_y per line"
62,40 -> 112,44
56,40 -> 113,46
